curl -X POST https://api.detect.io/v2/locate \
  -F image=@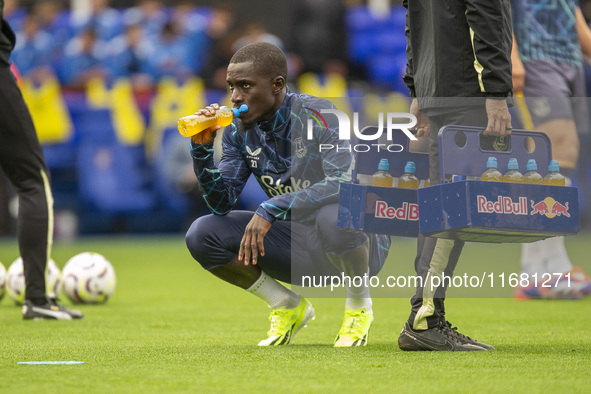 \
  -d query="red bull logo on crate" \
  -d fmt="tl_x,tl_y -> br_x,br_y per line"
531,197 -> 570,218
374,200 -> 419,221
477,195 -> 528,215
477,194 -> 570,218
